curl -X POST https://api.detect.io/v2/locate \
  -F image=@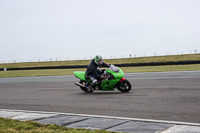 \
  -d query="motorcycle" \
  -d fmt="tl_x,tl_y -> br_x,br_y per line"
73,64 -> 132,93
